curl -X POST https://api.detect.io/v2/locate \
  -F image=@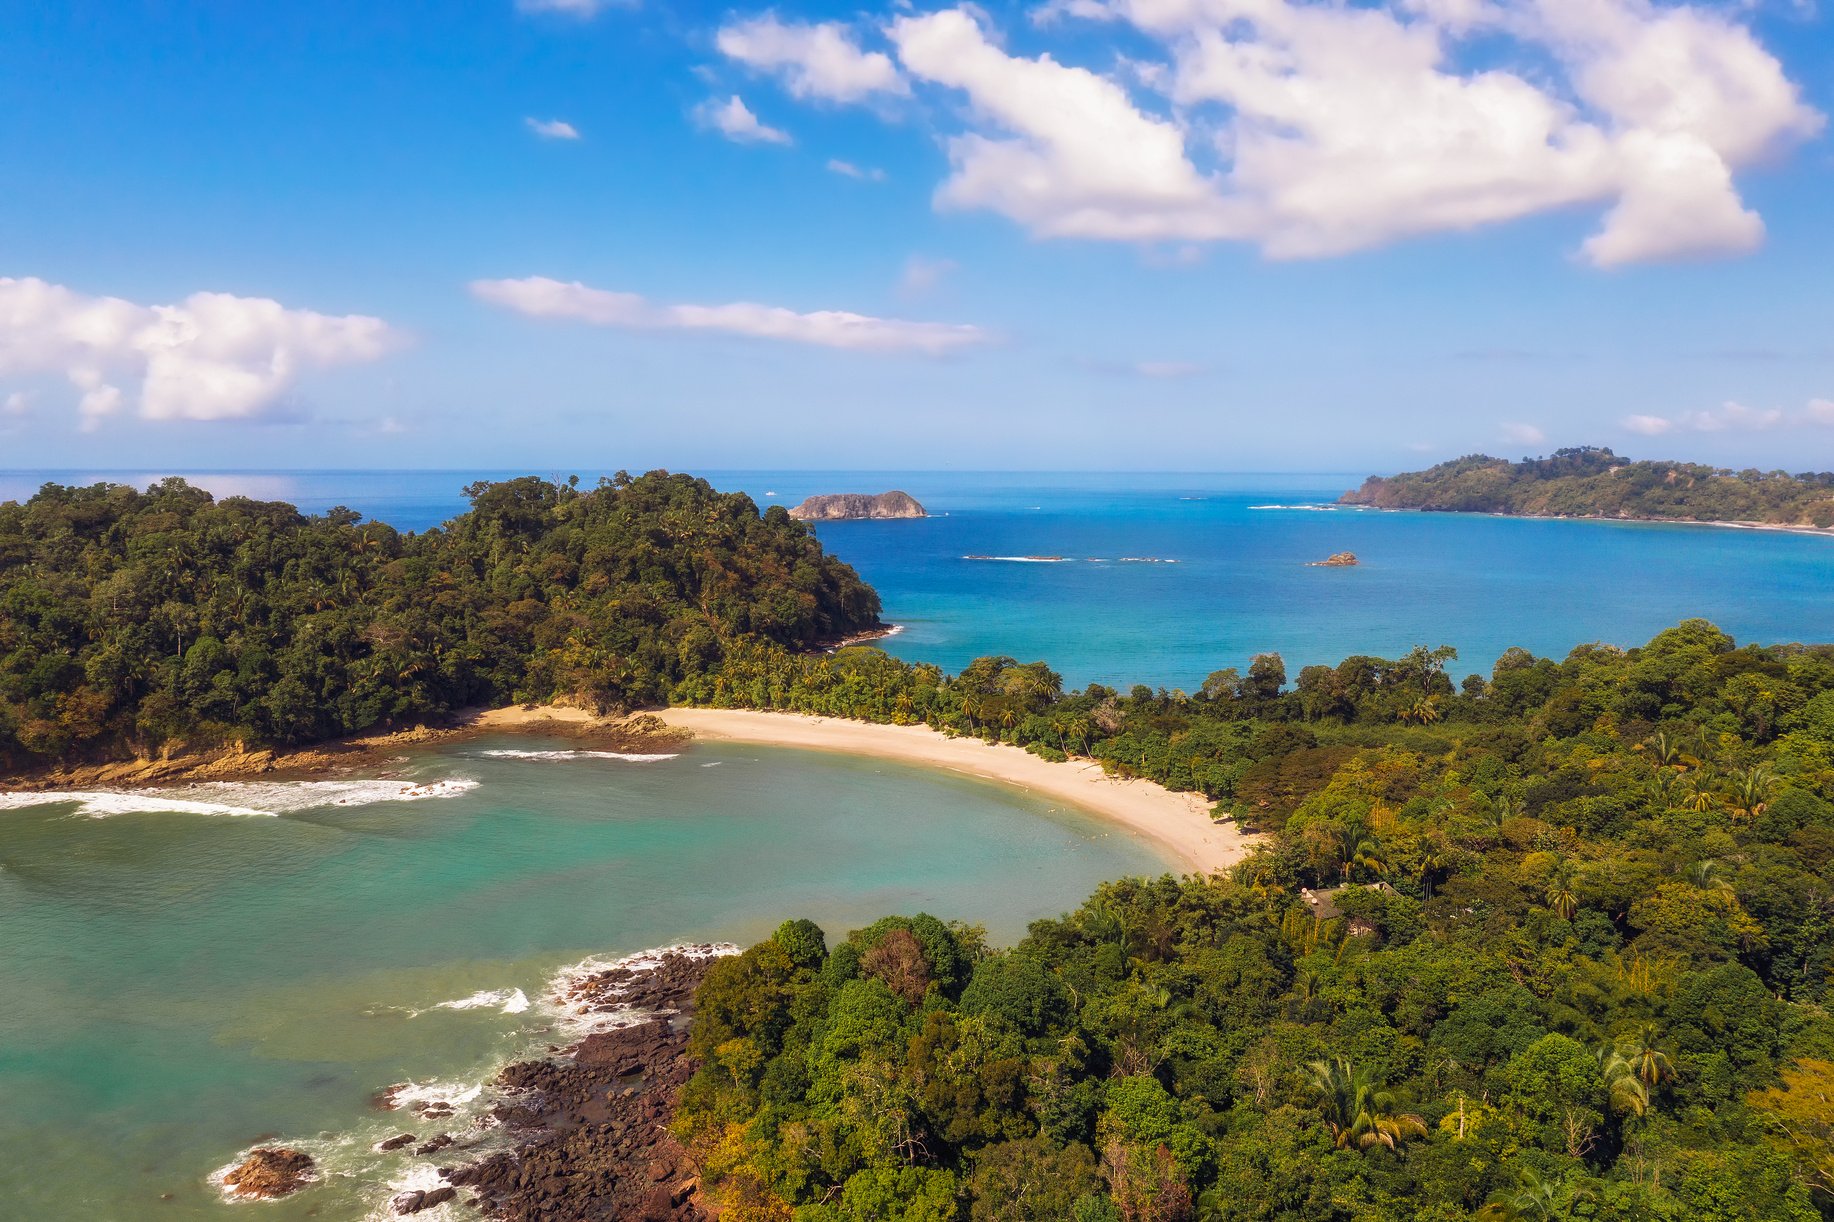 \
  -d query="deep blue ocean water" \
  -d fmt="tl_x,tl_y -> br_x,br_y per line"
6,468 -> 1828,687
